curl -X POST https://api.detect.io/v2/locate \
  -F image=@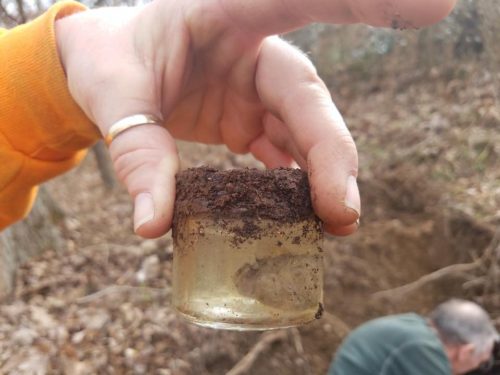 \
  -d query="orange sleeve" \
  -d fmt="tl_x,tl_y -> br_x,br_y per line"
0,1 -> 101,230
